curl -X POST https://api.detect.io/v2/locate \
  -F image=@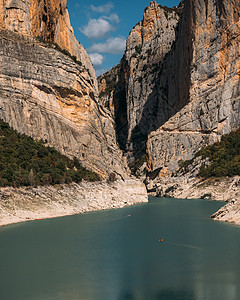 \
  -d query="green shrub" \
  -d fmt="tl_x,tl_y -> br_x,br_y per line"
0,119 -> 100,187
178,129 -> 240,178
198,129 -> 240,178
129,154 -> 147,175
